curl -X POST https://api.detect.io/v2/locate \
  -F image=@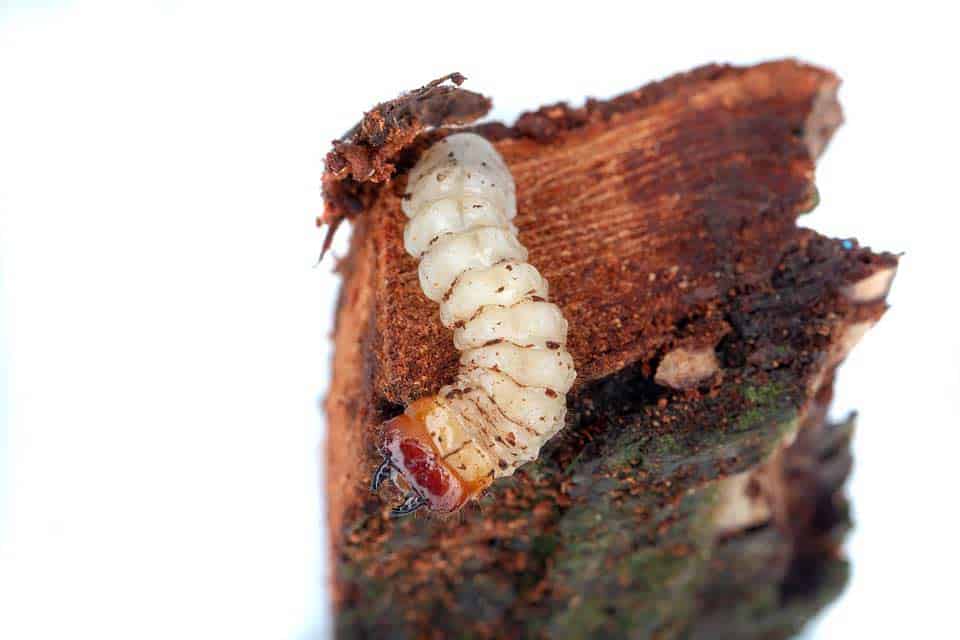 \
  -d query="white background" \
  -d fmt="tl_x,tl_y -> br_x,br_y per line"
1,2 -> 957,638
